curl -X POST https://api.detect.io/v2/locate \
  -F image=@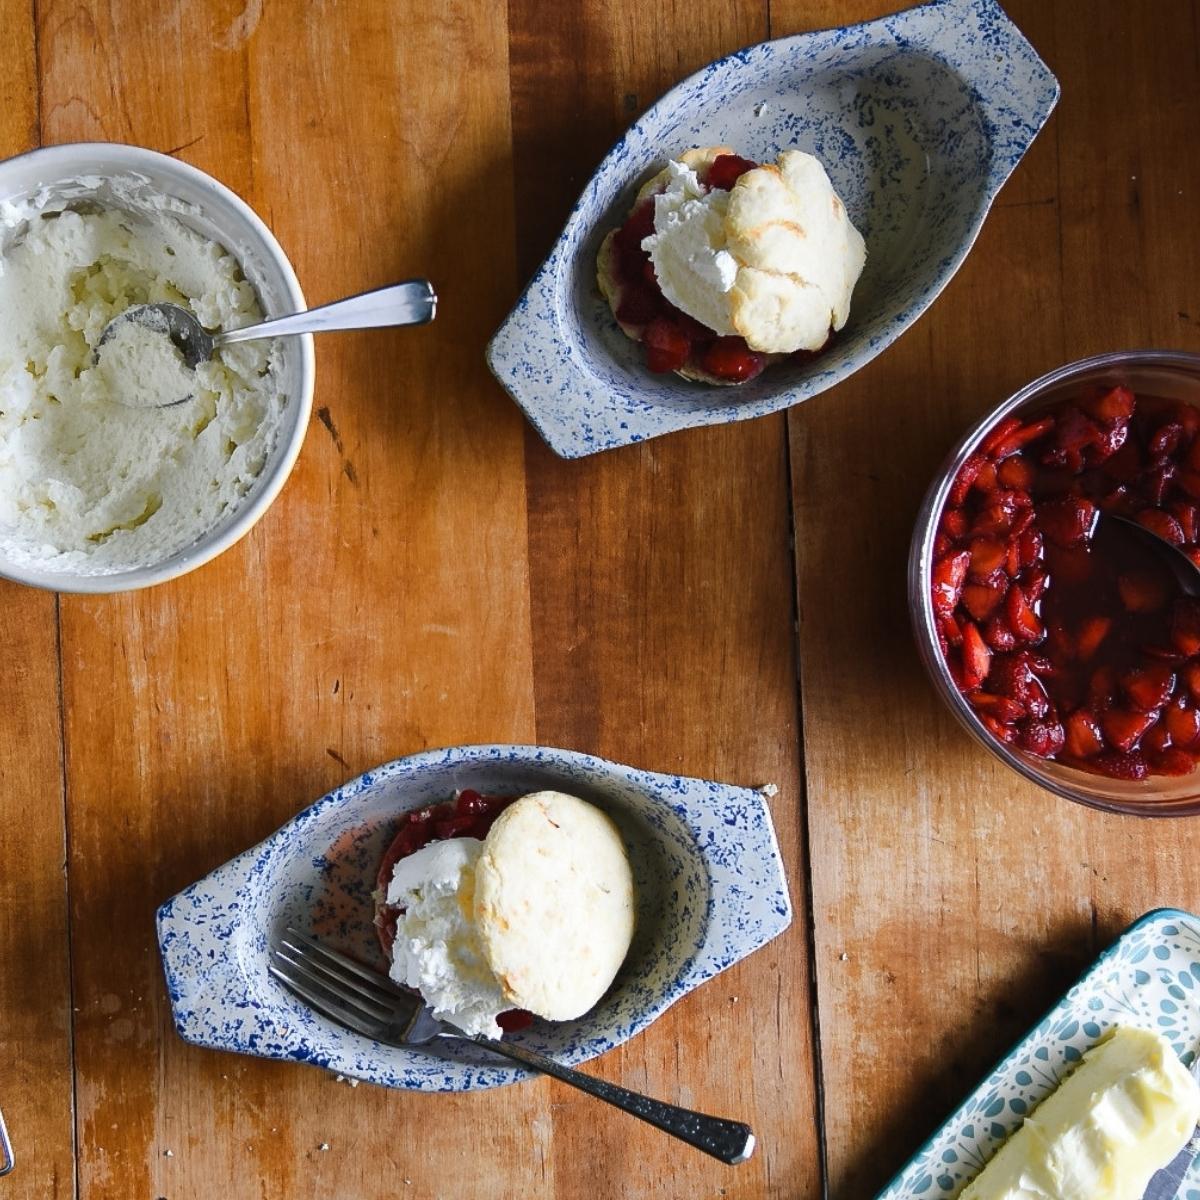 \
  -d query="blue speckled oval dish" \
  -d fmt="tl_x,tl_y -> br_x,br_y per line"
877,909 -> 1200,1199
487,0 -> 1058,458
156,745 -> 791,1091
